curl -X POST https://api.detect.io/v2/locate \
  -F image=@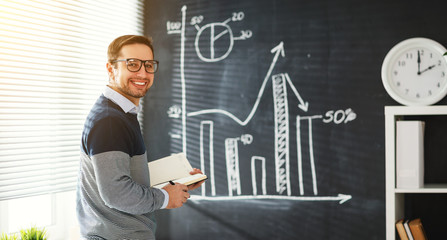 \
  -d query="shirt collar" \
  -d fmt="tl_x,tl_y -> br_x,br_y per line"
103,86 -> 142,114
